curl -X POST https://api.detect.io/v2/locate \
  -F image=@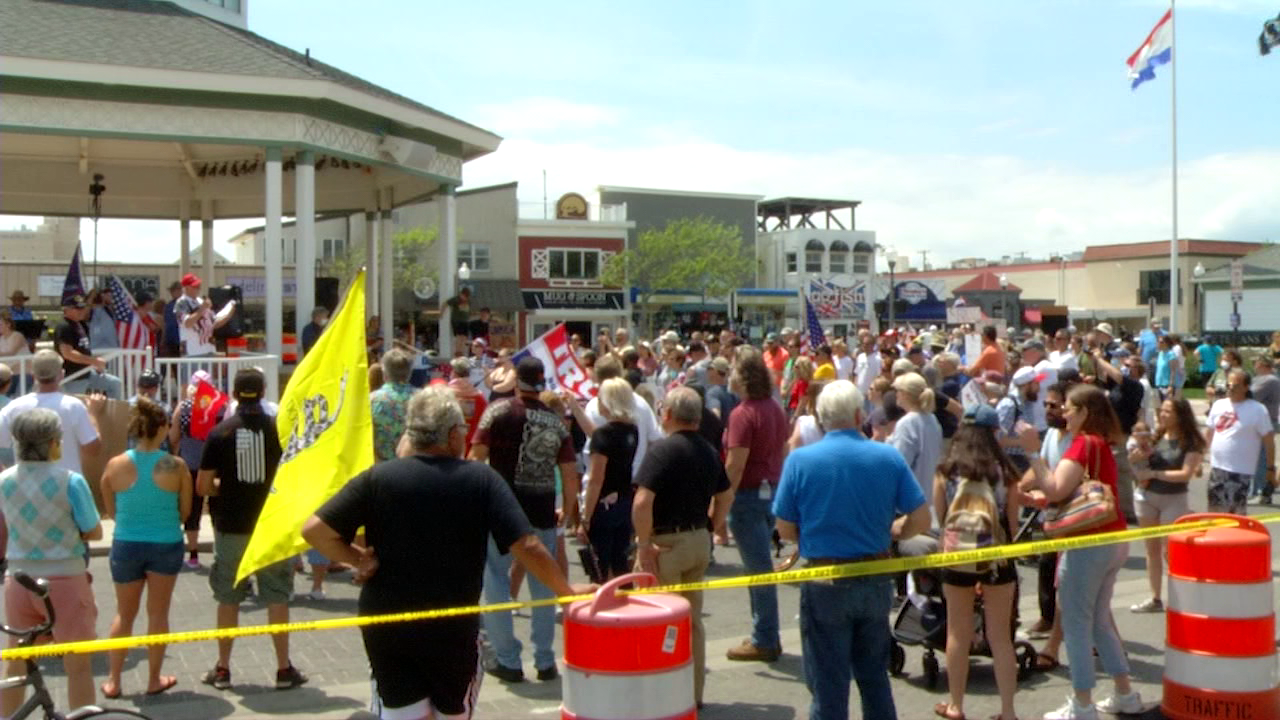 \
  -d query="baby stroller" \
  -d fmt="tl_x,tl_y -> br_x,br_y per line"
889,514 -> 1040,688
